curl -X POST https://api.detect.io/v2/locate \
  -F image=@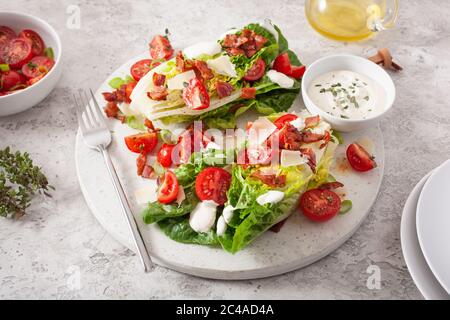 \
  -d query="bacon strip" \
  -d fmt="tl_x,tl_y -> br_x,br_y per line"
300,148 -> 316,172
216,81 -> 234,98
318,181 -> 344,190
251,171 -> 286,188
104,101 -> 119,118
152,73 -> 166,86
222,29 -> 268,58
192,60 -> 214,82
270,219 -> 287,233
147,87 -> 168,101
304,115 -> 320,129
368,48 -> 403,71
